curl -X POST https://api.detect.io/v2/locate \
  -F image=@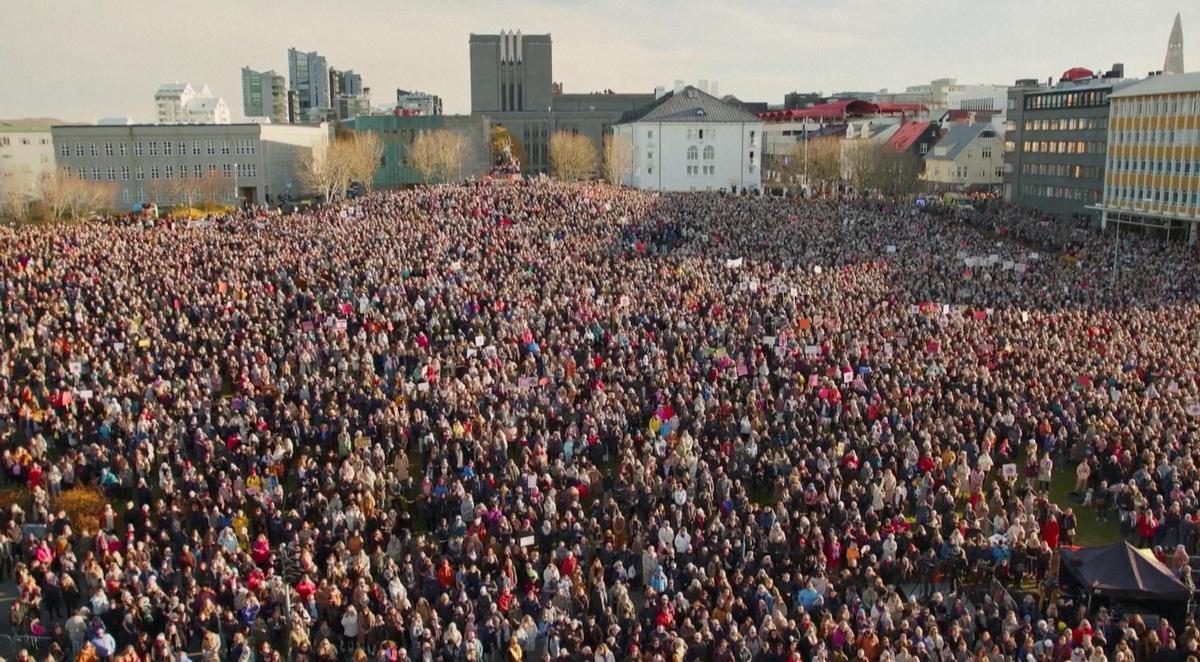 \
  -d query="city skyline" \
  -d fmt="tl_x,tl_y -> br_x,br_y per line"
1,0 -> 1191,122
